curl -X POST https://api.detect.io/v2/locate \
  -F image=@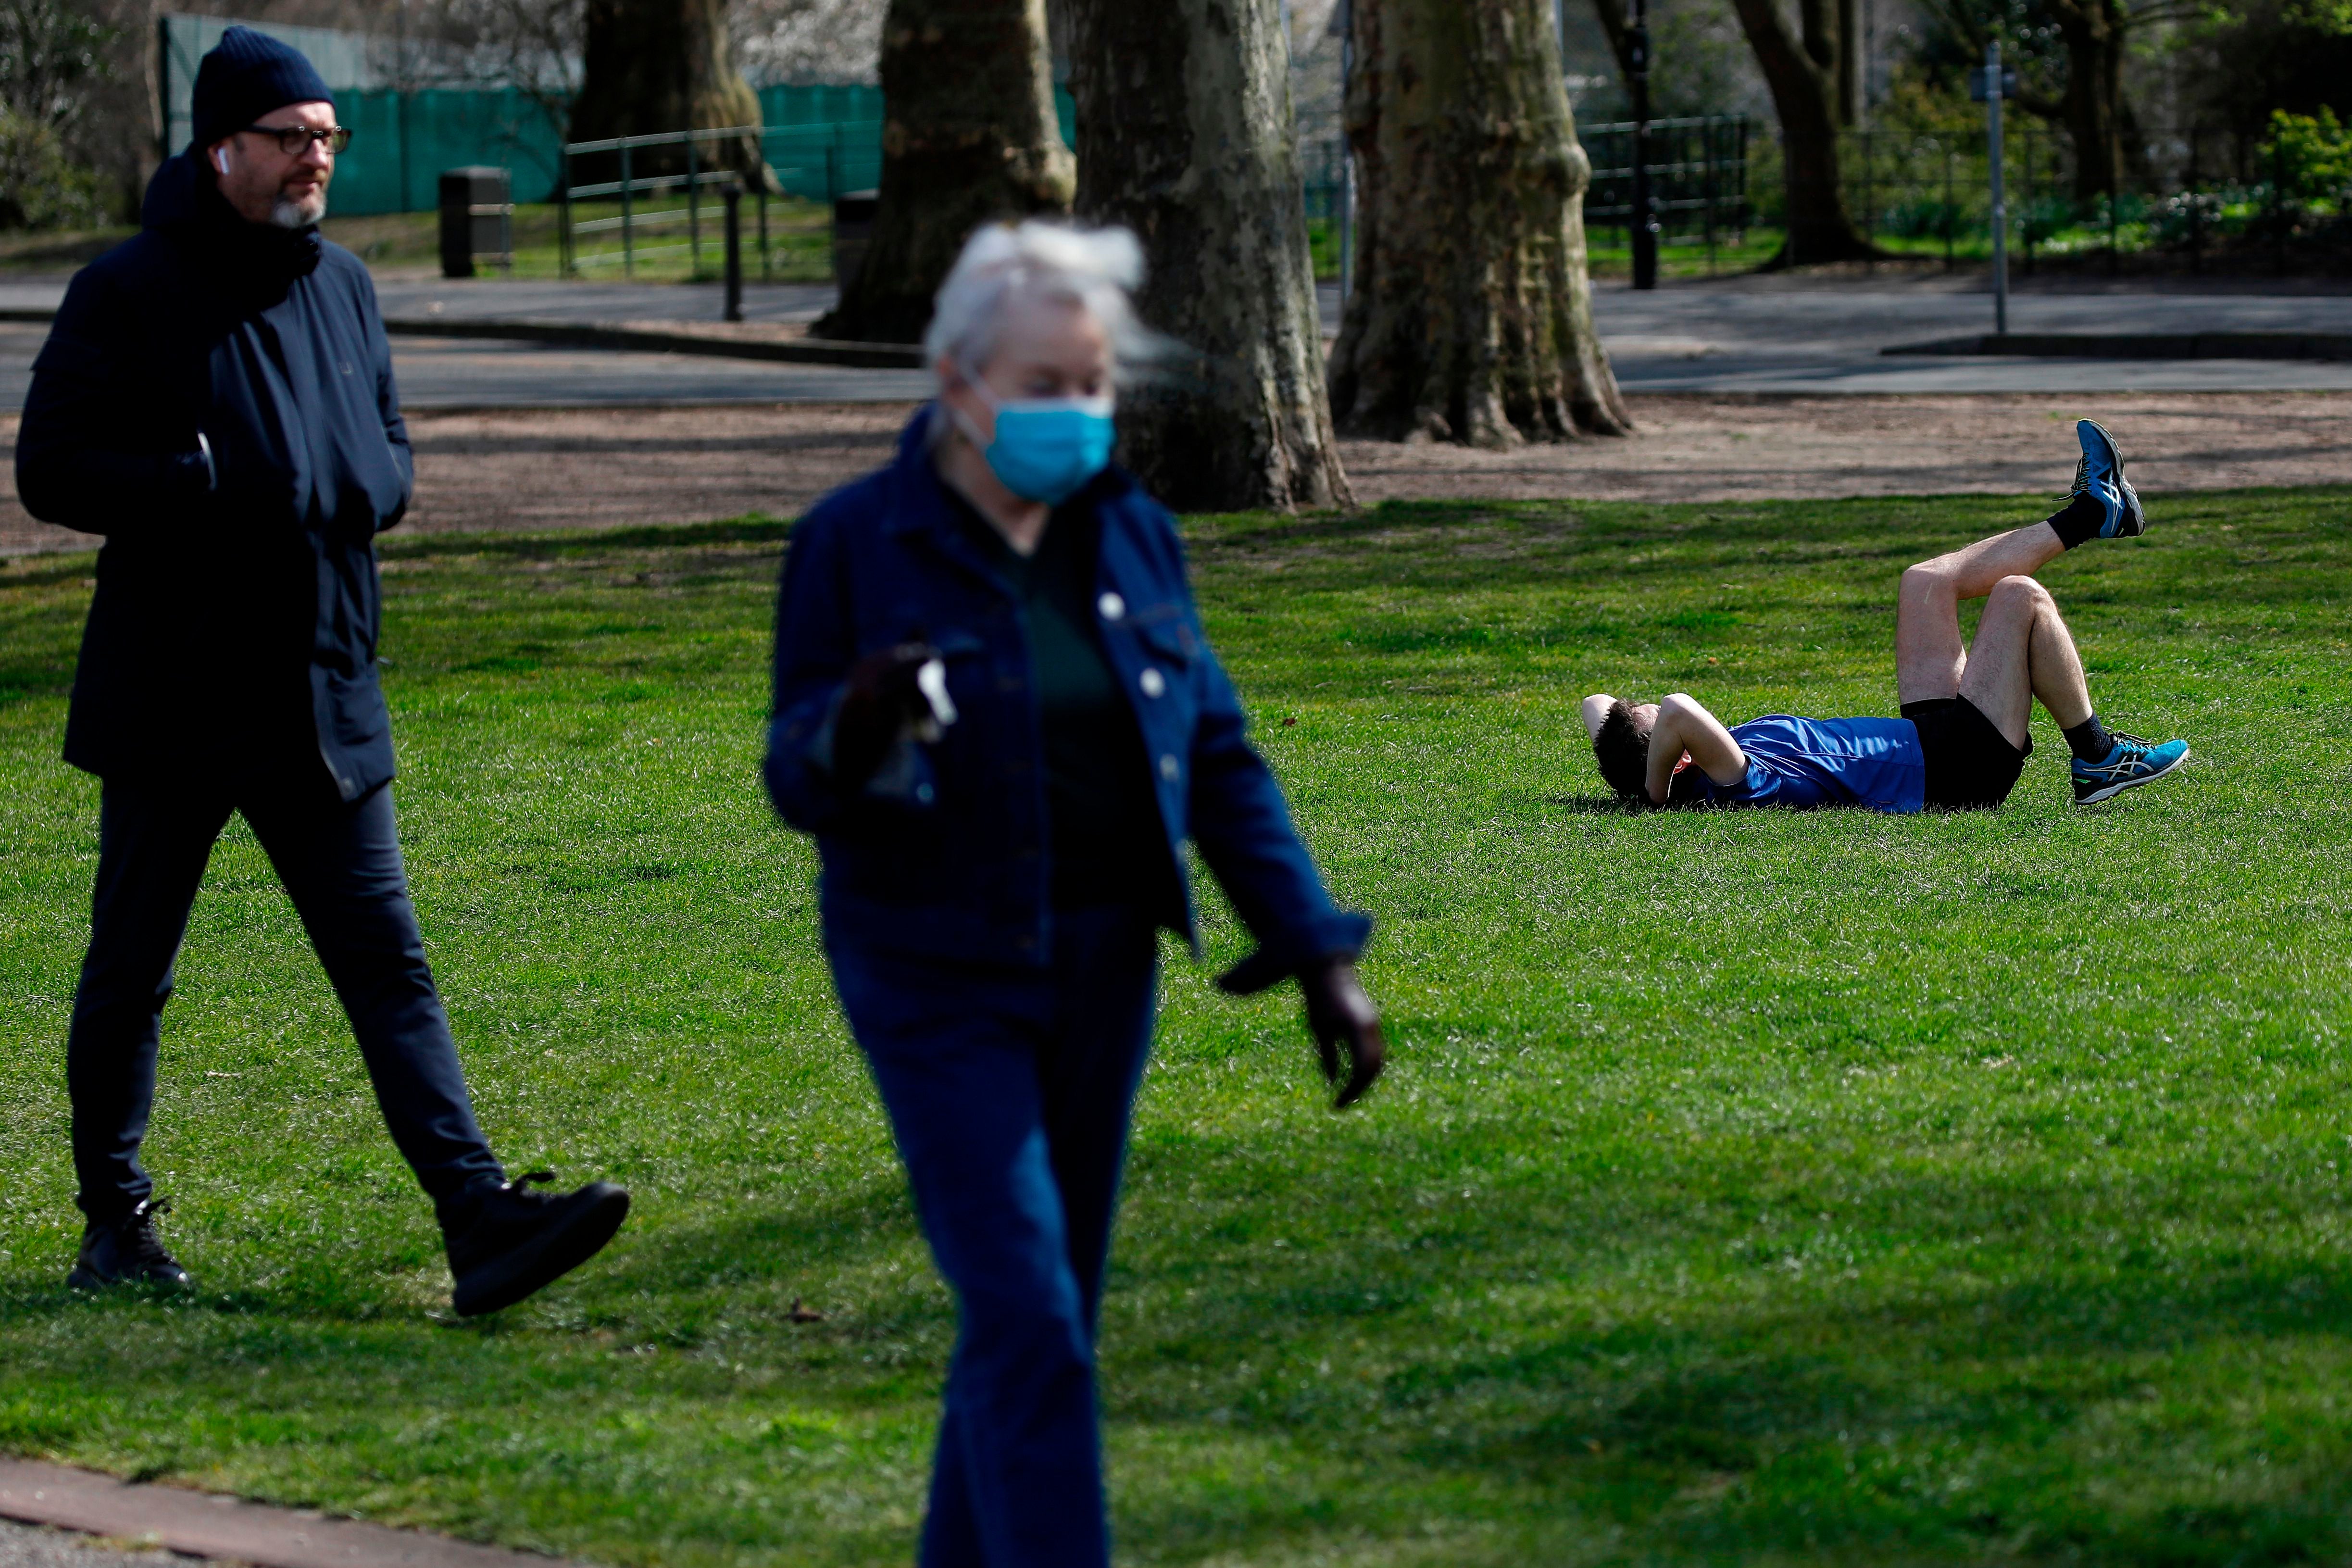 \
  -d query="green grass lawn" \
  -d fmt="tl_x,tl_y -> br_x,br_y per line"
3,485 -> 2350,1566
